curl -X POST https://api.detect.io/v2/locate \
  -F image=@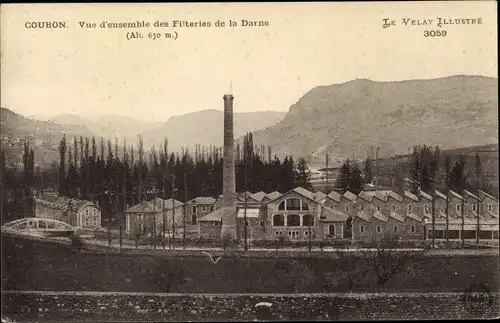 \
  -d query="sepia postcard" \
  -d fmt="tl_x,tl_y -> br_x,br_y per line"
0,1 -> 498,322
